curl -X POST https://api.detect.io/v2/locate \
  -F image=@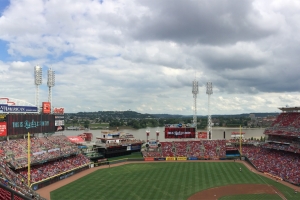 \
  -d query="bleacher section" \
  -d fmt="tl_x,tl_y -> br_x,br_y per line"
243,145 -> 300,185
0,135 -> 91,198
264,109 -> 300,153
0,135 -> 80,169
143,140 -> 226,159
